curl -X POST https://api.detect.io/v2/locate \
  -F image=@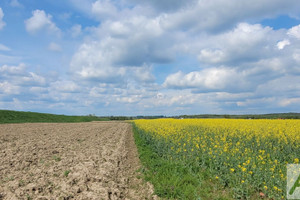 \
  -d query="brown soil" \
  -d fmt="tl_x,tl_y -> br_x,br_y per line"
0,122 -> 158,200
